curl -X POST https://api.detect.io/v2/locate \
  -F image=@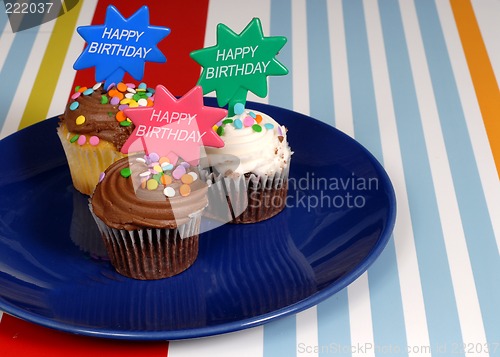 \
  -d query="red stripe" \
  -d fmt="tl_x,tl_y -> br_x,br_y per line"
0,314 -> 169,357
72,0 -> 209,96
